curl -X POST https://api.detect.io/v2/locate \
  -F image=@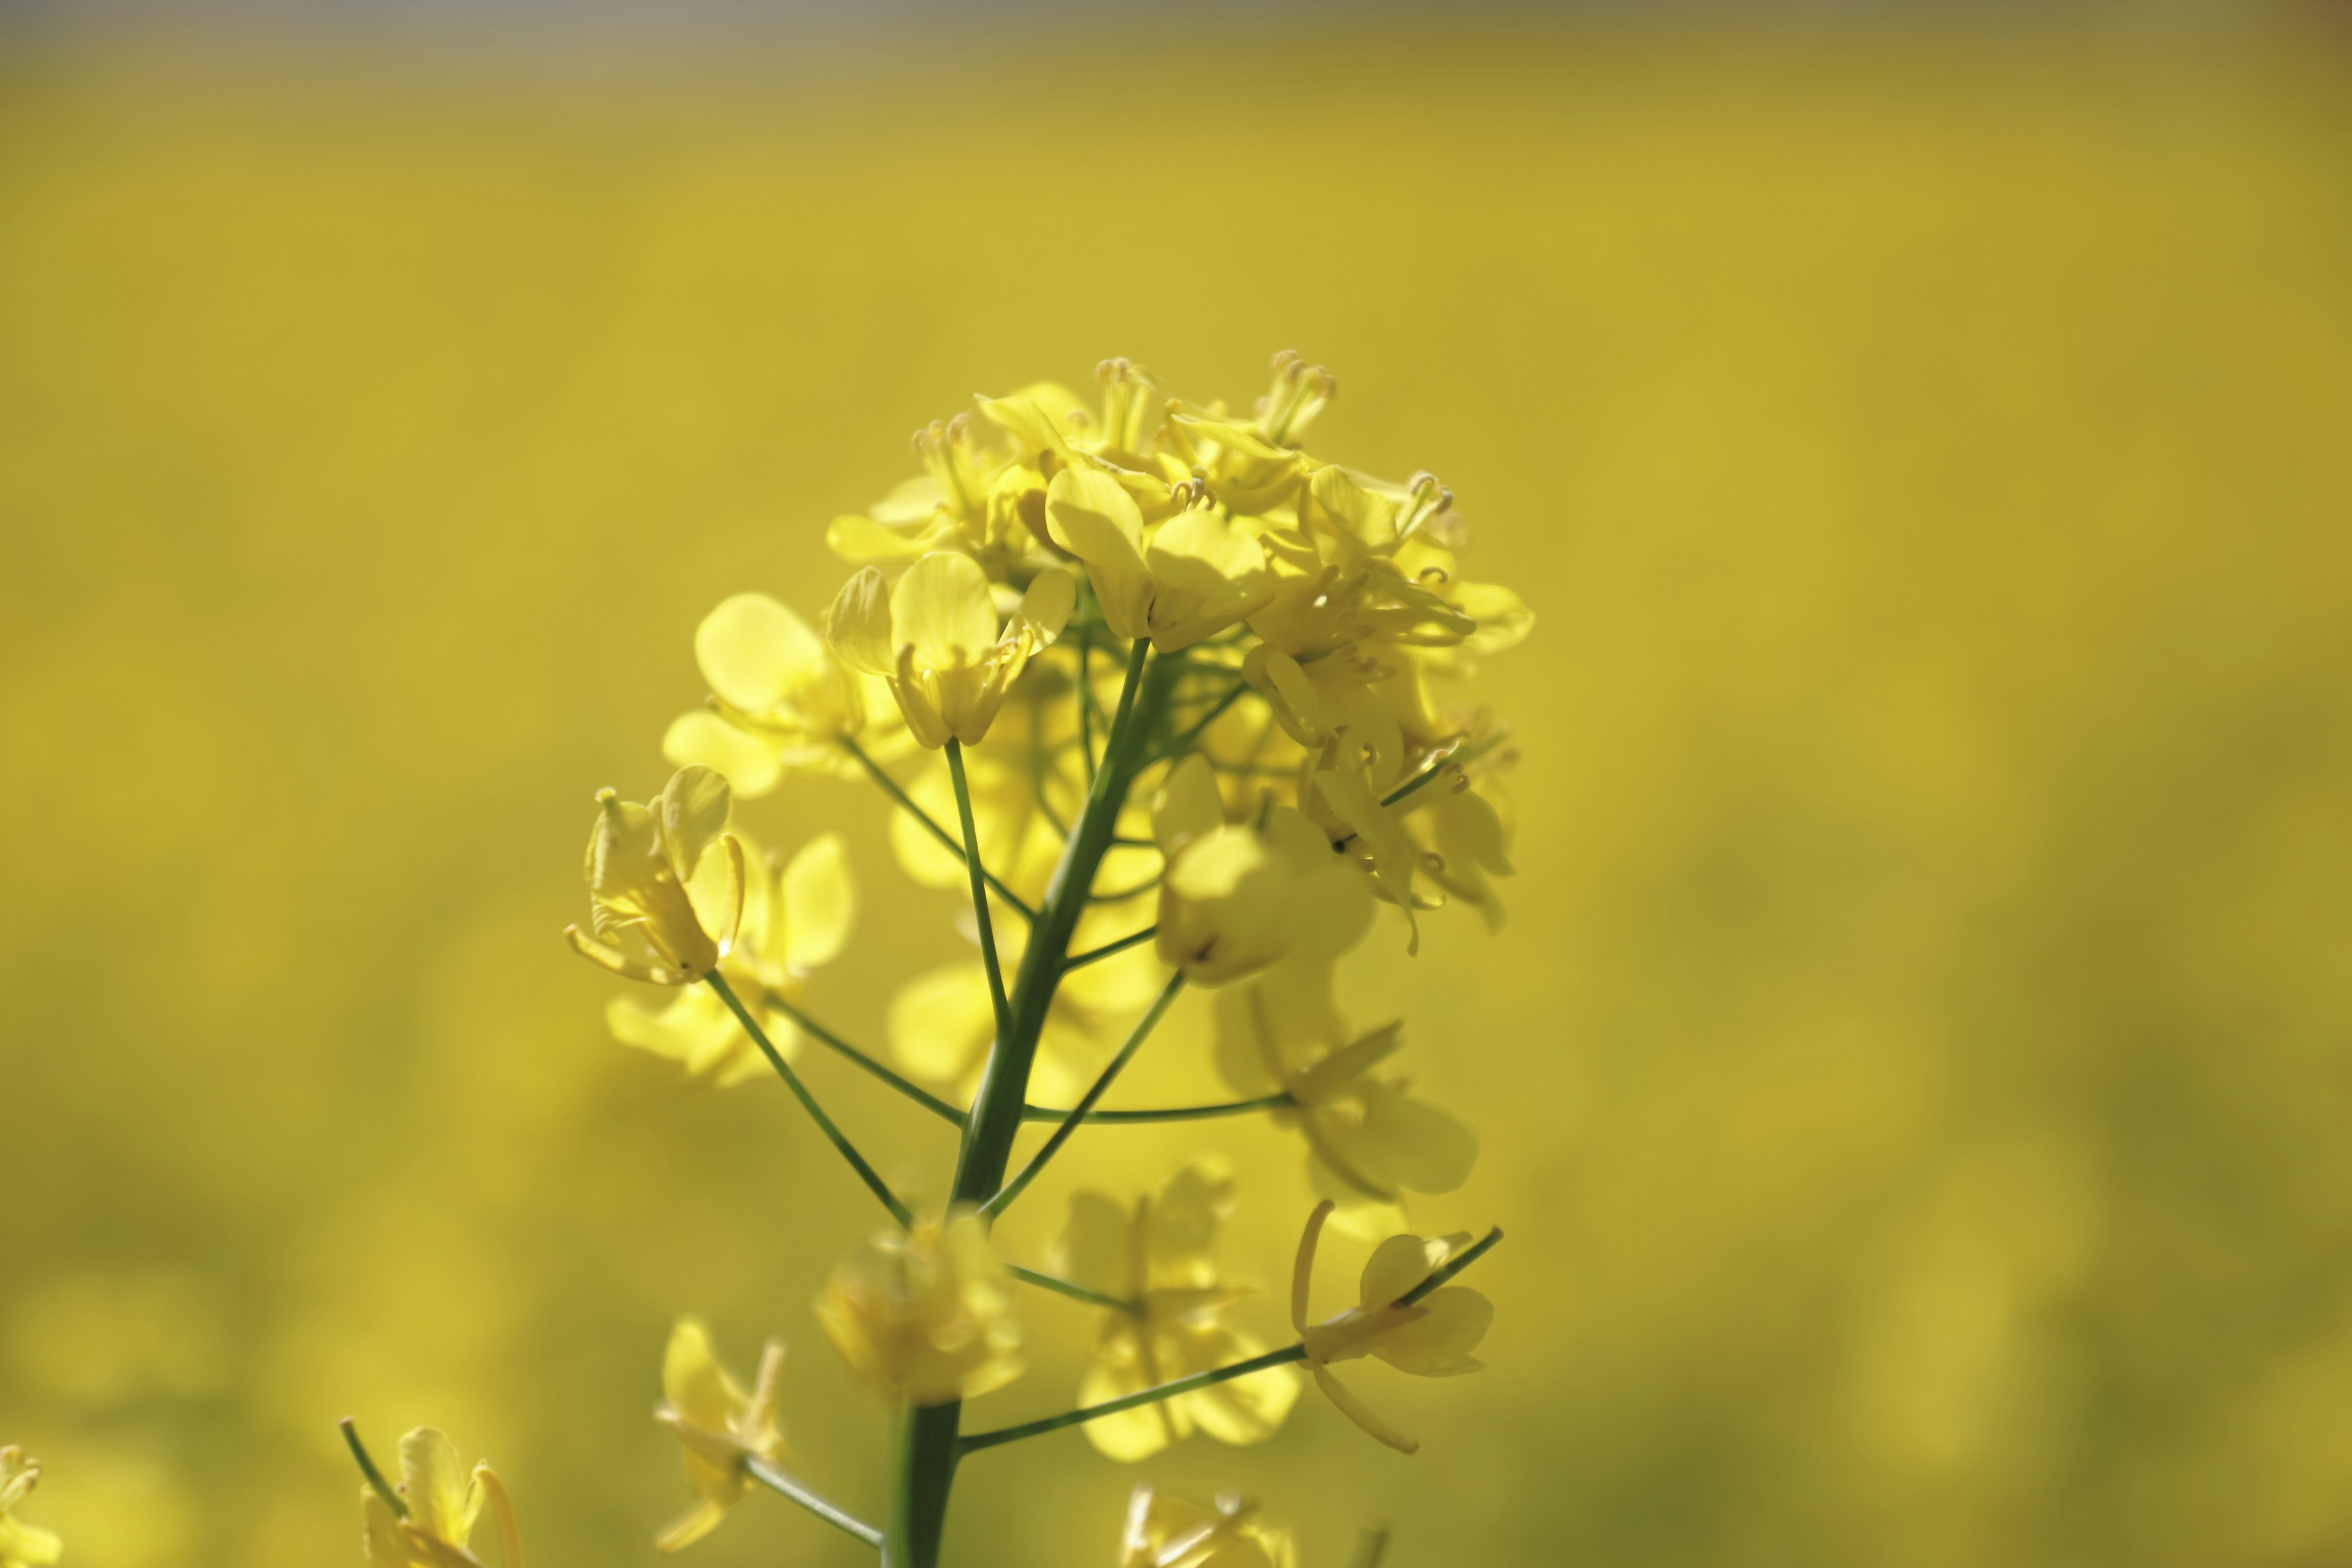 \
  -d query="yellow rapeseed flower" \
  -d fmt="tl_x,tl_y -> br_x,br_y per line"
0,1448 -> 60,1568
360,1429 -> 524,1568
1215,956 -> 1479,1224
650,1319 -> 786,1554
1289,1200 -> 1494,1455
825,554 -> 1075,747
1045,468 -> 1272,652
1052,1161 -> 1300,1462
564,766 -> 745,987
606,829 -> 854,1087
817,1212 -> 1024,1406
1118,1486 -> 1296,1568
1151,756 -> 1373,986
662,591 -> 903,794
